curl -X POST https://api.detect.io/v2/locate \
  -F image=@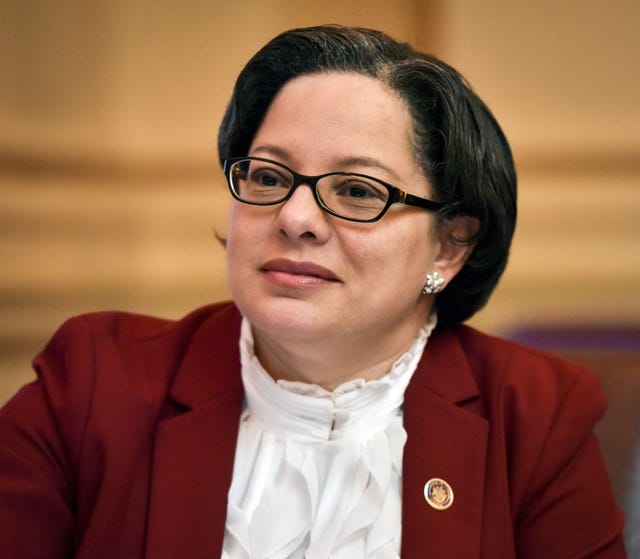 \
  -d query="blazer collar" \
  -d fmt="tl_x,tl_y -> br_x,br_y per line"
169,303 -> 244,408
146,304 -> 244,558
401,325 -> 489,558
